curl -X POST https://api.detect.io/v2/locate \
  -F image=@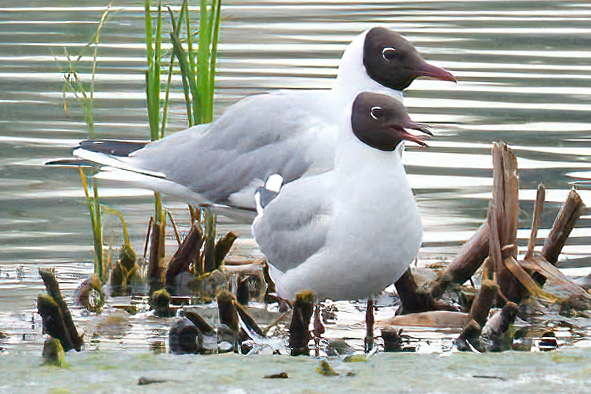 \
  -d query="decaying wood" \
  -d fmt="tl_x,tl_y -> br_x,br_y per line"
235,302 -> 265,337
381,327 -> 404,352
289,290 -> 315,356
522,253 -> 591,302
217,290 -> 240,351
379,311 -> 471,329
428,224 -> 490,299
469,279 -> 498,328
526,184 -> 546,259
396,269 -> 456,312
39,269 -> 83,351
456,319 -> 482,352
184,310 -> 215,336
364,299 -> 375,353
537,189 -> 585,286
165,223 -> 204,294
481,301 -> 519,352
147,220 -> 166,295
214,232 -> 238,269
217,290 -> 239,333
500,144 -> 519,249
37,294 -> 75,352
